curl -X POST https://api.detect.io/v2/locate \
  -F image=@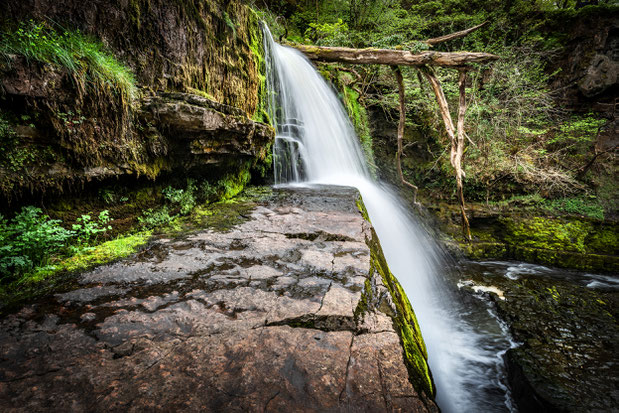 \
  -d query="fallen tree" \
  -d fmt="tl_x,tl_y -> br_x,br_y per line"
292,44 -> 498,67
